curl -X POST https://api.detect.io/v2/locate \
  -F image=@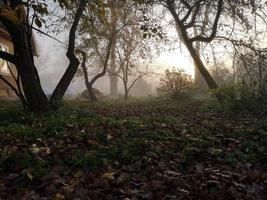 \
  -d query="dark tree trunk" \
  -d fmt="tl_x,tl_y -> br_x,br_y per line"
186,42 -> 218,90
49,0 -> 87,106
88,86 -> 98,102
1,18 -> 49,112
185,41 -> 223,101
88,35 -> 114,101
